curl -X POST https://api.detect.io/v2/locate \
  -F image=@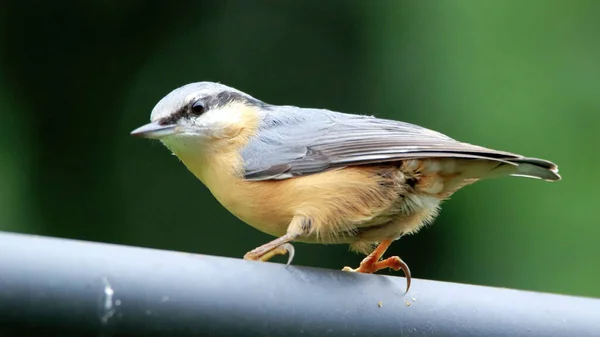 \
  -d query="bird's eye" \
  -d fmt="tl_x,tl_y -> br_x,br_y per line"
190,100 -> 206,115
